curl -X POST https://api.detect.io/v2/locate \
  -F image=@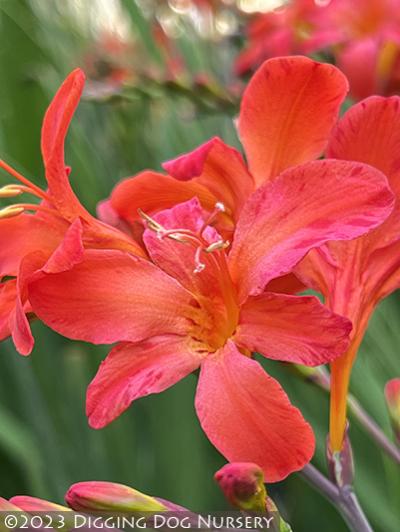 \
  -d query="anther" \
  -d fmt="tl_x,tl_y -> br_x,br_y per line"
0,184 -> 24,198
0,205 -> 25,219
204,240 -> 230,253
138,208 -> 164,232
